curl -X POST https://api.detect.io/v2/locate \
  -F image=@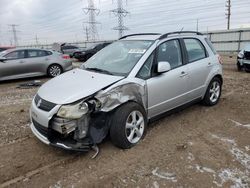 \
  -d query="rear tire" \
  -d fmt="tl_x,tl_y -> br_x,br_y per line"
202,77 -> 222,106
110,102 -> 147,149
47,64 -> 63,77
